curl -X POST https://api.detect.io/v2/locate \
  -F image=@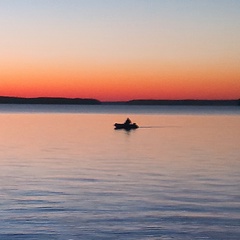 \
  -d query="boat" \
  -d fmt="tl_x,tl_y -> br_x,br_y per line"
114,118 -> 139,130
114,123 -> 139,130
